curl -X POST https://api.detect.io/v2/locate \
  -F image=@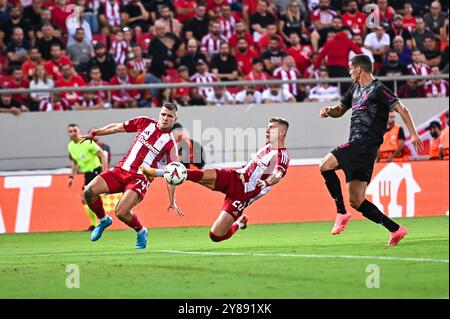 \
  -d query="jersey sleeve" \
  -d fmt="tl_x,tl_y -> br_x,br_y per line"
90,141 -> 103,155
122,117 -> 153,133
340,84 -> 354,110
277,149 -> 290,177
376,84 -> 399,111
